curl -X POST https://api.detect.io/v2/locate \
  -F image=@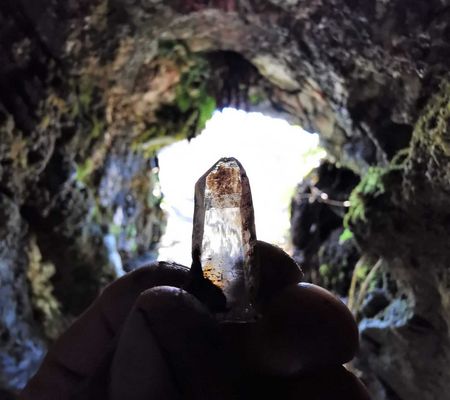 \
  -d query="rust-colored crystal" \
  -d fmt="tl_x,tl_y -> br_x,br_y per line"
192,158 -> 258,321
